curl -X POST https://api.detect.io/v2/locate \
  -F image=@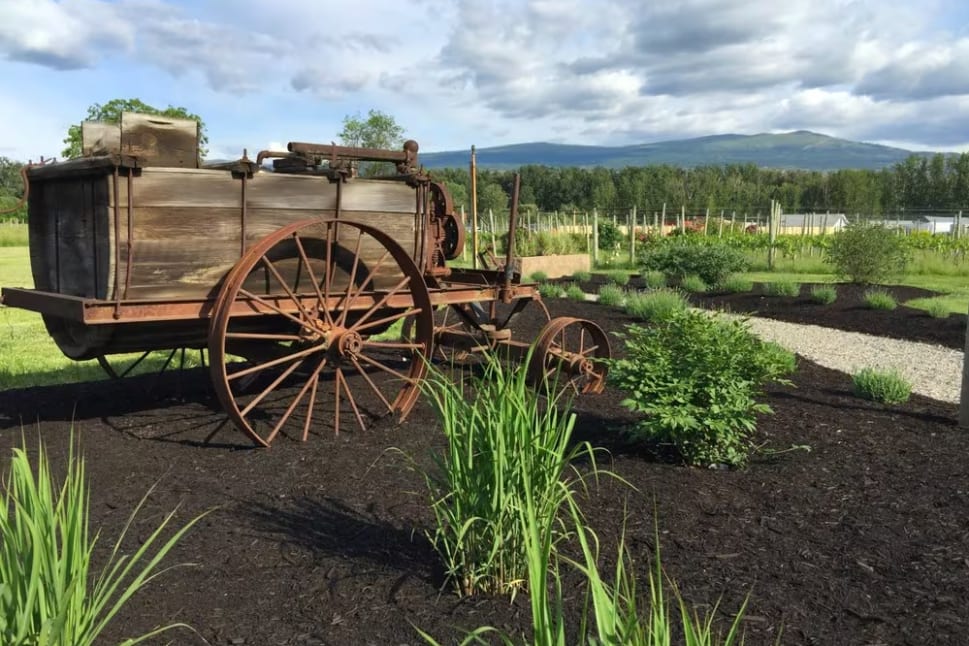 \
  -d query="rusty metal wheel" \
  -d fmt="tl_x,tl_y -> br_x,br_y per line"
209,218 -> 433,446
527,316 -> 610,399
